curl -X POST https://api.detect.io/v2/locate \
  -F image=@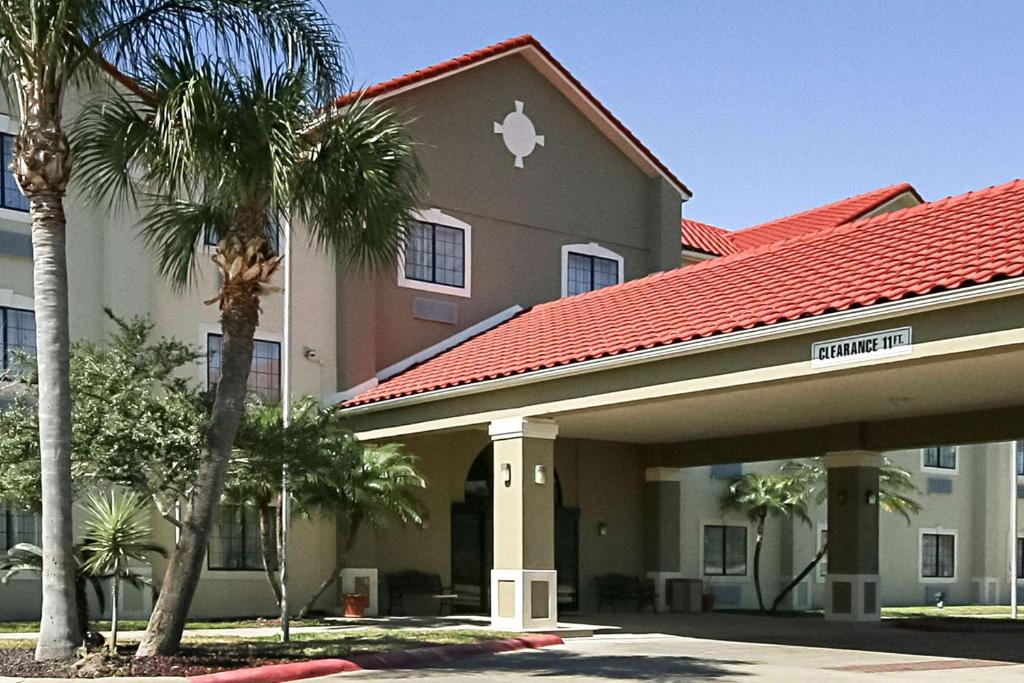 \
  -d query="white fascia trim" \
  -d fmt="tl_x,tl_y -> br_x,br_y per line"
0,289 -> 33,310
324,304 -> 523,406
561,243 -> 624,298
397,208 -> 472,298
919,527 -> 959,583
682,249 -> 718,263
342,276 -> 1024,416
488,416 -> 558,441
